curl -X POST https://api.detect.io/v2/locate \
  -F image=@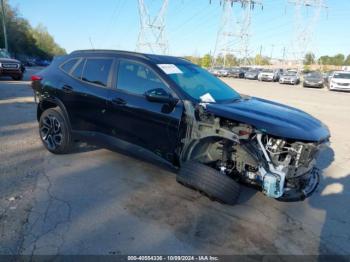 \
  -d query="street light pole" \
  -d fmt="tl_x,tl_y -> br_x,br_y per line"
1,0 -> 8,50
